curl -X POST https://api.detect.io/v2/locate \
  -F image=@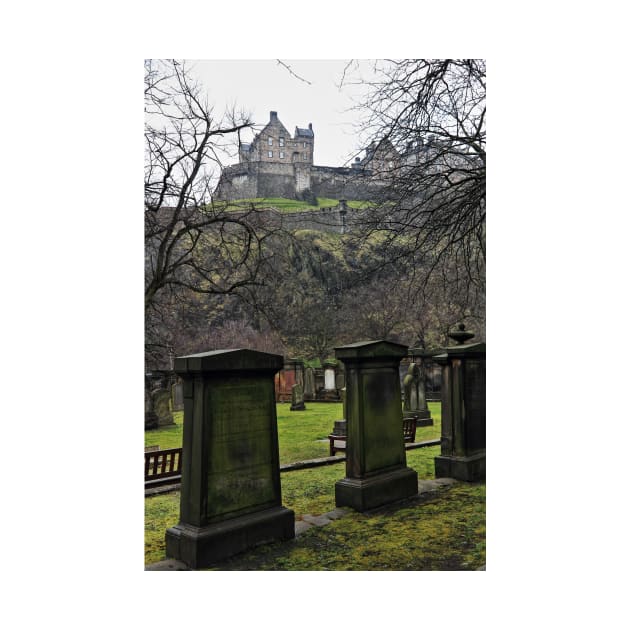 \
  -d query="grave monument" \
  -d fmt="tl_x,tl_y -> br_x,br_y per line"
433,325 -> 486,481
334,340 -> 418,511
165,348 -> 295,569
404,348 -> 433,427
303,366 -> 315,400
152,387 -> 175,427
290,383 -> 306,411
